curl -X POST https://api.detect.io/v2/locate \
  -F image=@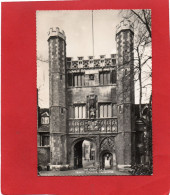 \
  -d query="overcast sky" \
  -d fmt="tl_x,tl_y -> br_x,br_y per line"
37,10 -> 151,108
